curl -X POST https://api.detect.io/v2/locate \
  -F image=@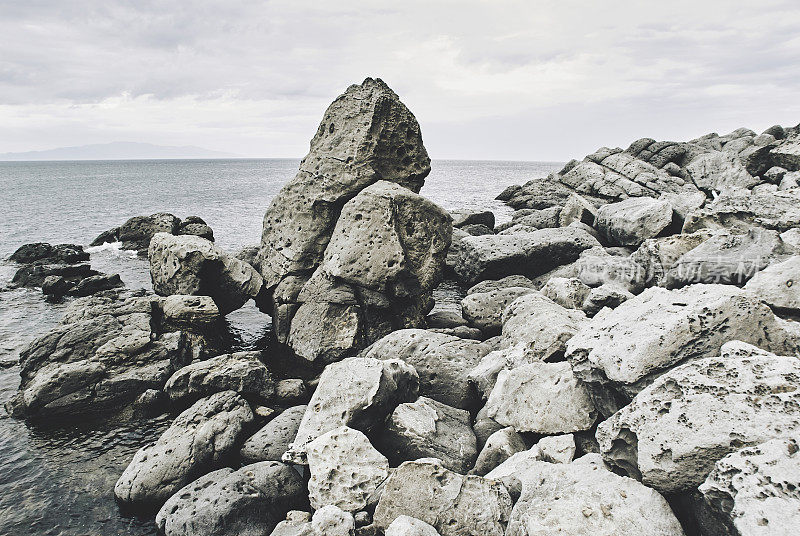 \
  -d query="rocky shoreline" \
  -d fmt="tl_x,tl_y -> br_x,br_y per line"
5,78 -> 800,535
